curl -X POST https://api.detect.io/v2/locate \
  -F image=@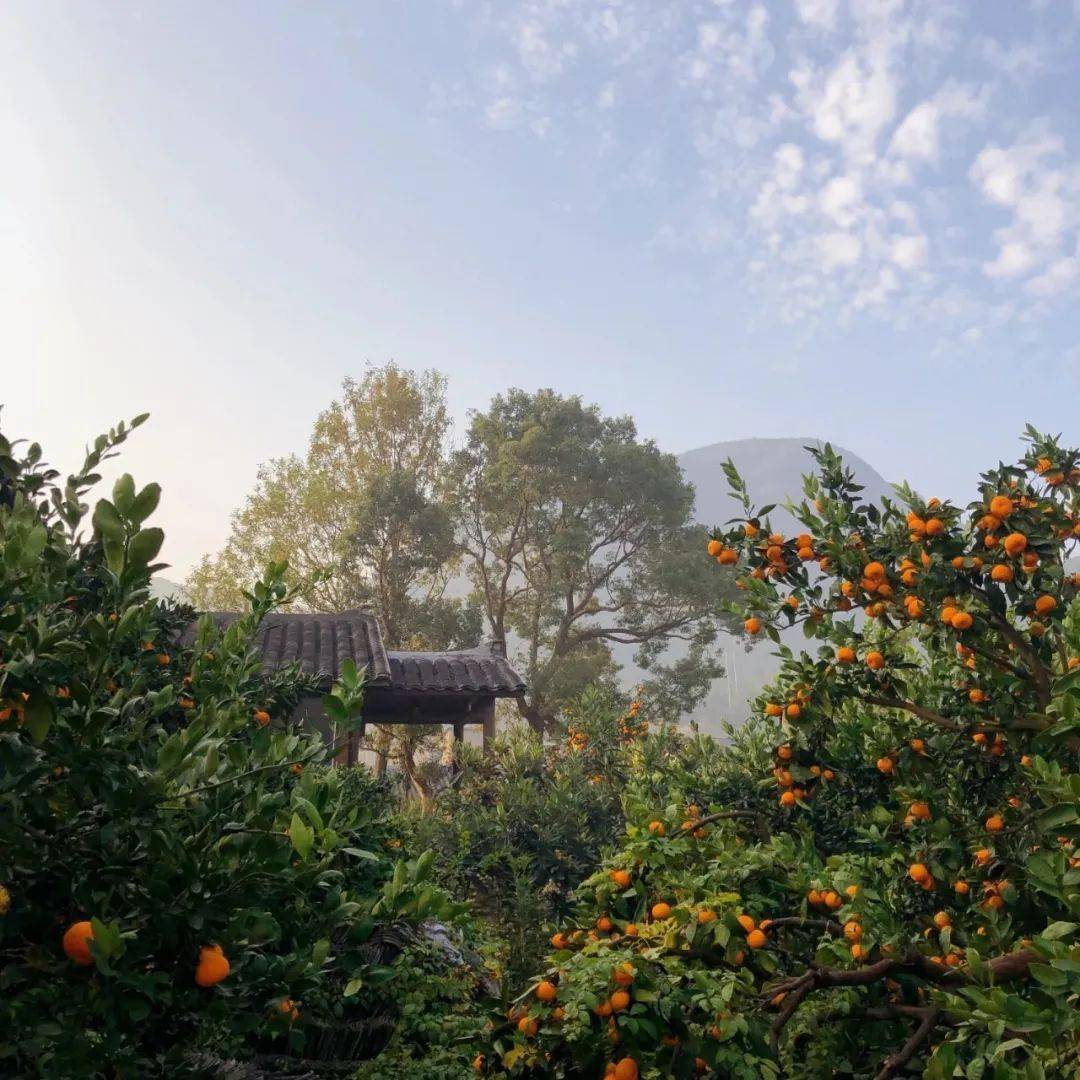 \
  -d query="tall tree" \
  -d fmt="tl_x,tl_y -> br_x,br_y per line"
187,364 -> 477,650
449,389 -> 743,732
